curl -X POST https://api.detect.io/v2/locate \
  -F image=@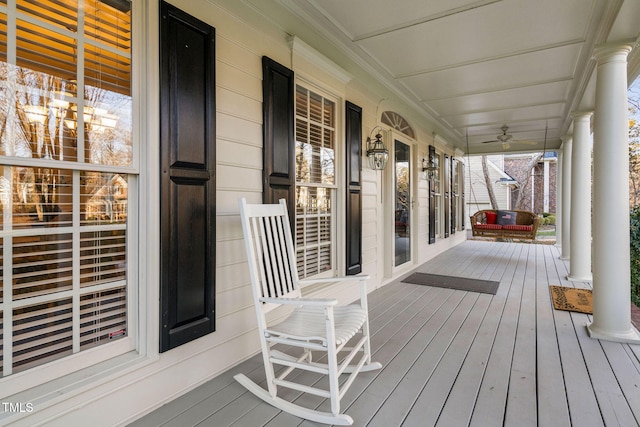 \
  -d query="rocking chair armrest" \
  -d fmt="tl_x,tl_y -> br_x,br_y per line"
259,296 -> 338,307
299,275 -> 370,286
299,275 -> 371,309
